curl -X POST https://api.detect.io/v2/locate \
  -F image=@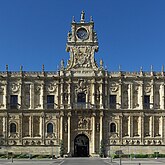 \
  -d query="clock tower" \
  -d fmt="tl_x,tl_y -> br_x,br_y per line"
66,11 -> 99,70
